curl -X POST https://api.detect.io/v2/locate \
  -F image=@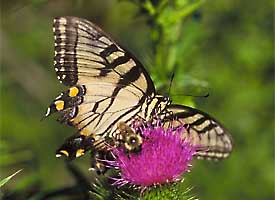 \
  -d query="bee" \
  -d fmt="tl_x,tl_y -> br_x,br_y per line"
115,122 -> 143,153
